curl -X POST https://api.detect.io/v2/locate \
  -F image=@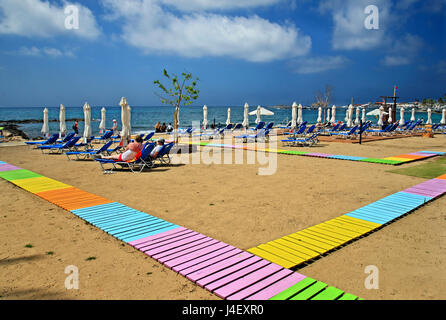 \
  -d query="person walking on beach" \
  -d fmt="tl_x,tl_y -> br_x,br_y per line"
111,119 -> 118,135
100,135 -> 144,162
72,121 -> 79,135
